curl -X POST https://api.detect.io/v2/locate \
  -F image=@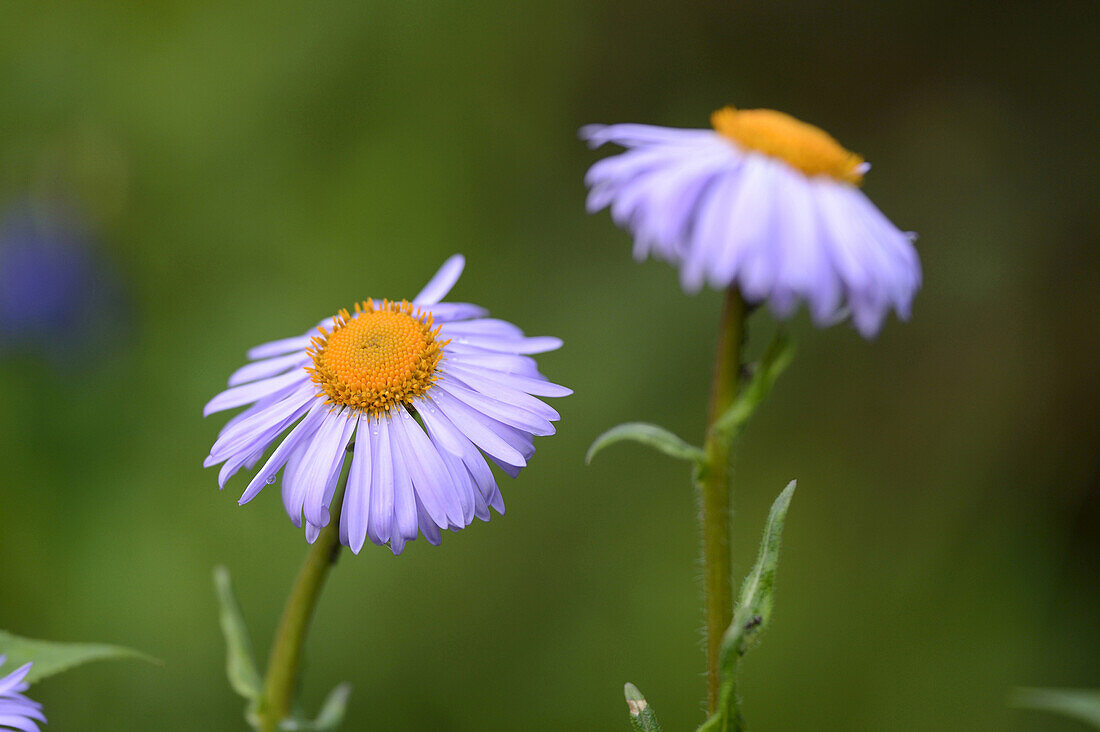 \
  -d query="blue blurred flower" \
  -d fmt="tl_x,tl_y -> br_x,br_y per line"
0,202 -> 125,357
0,656 -> 45,732
582,107 -> 921,337
204,255 -> 570,554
